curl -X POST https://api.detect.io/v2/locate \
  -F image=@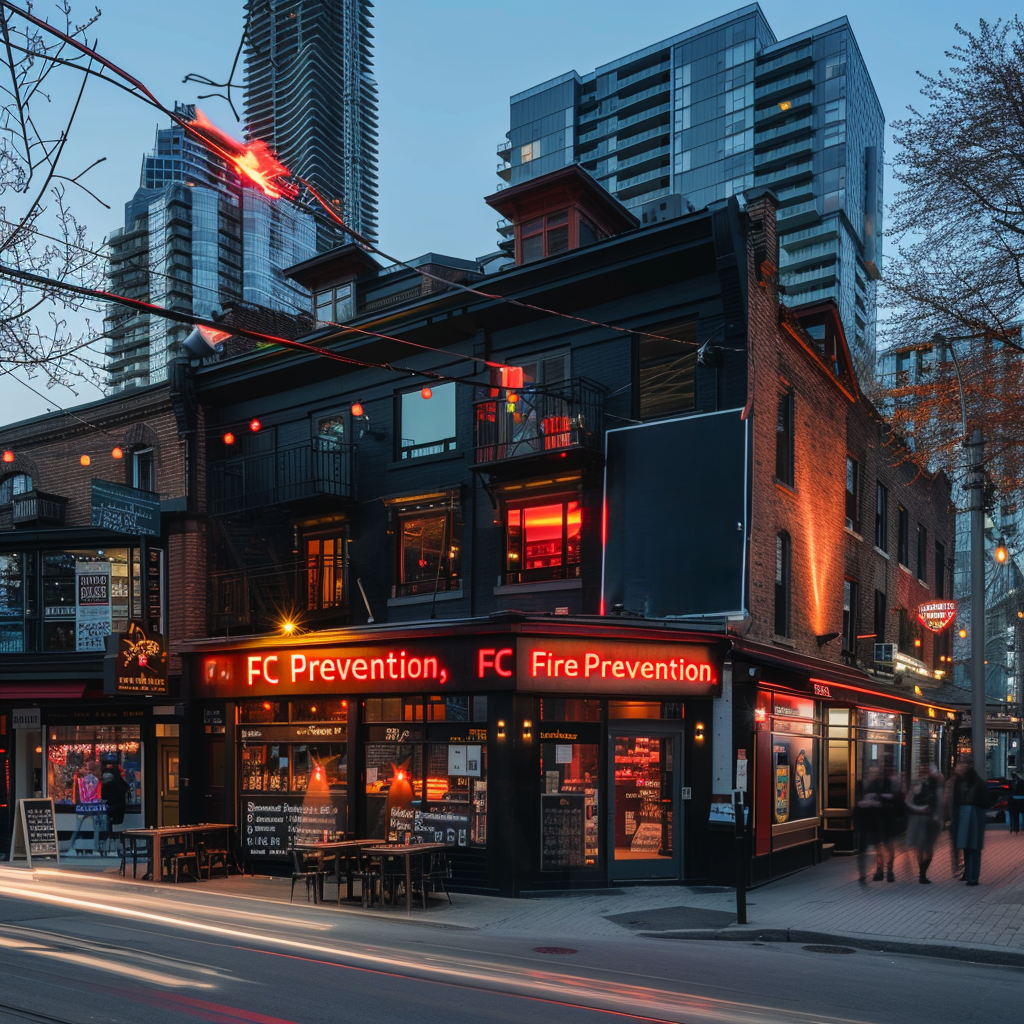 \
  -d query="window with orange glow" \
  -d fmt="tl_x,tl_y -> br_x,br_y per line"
505,498 -> 581,583
306,534 -> 345,611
